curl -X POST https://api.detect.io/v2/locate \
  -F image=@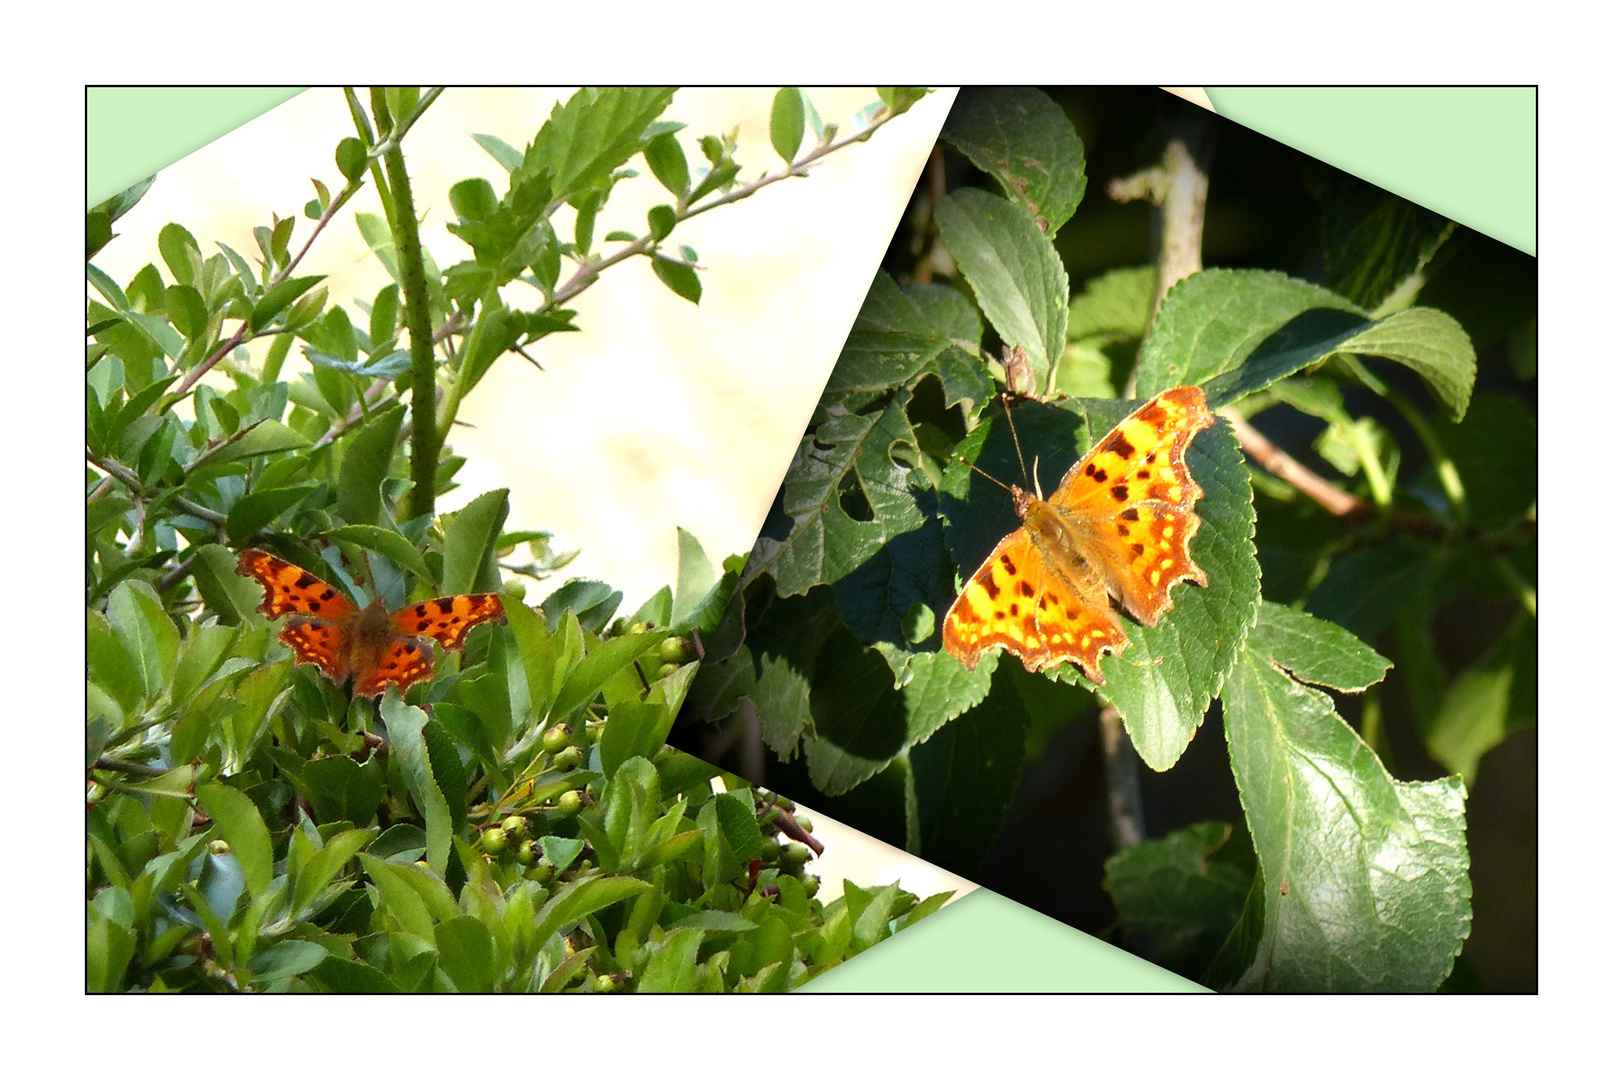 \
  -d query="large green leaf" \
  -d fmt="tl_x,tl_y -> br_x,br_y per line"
336,404 -> 406,527
518,87 -> 675,198
1102,821 -> 1253,980
747,398 -> 922,598
1318,168 -> 1455,311
939,86 -> 1087,233
1423,612 -> 1534,786
194,782 -> 274,899
941,397 -> 1260,771
816,272 -> 987,419
1246,601 -> 1391,692
380,694 -> 454,875
105,578 -> 180,702
934,188 -> 1068,391
1218,617 -> 1471,991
